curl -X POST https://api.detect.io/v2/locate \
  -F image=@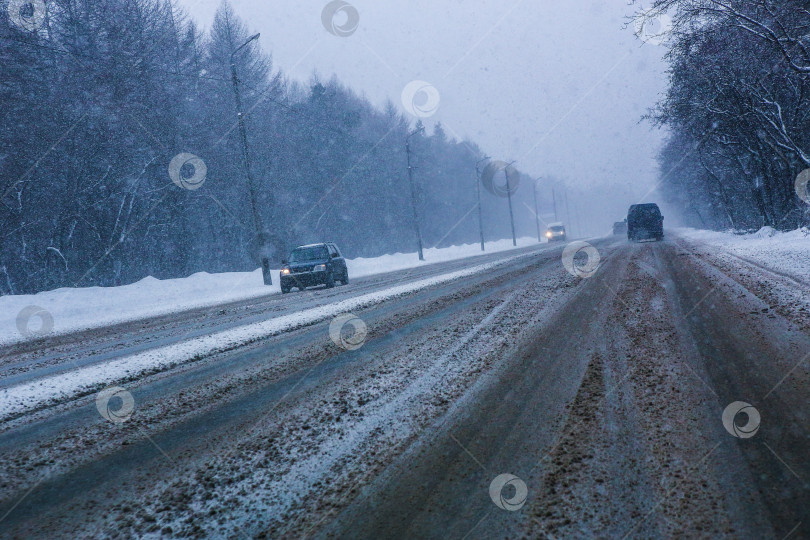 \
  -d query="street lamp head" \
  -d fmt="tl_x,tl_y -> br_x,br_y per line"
407,124 -> 426,142
232,33 -> 262,60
